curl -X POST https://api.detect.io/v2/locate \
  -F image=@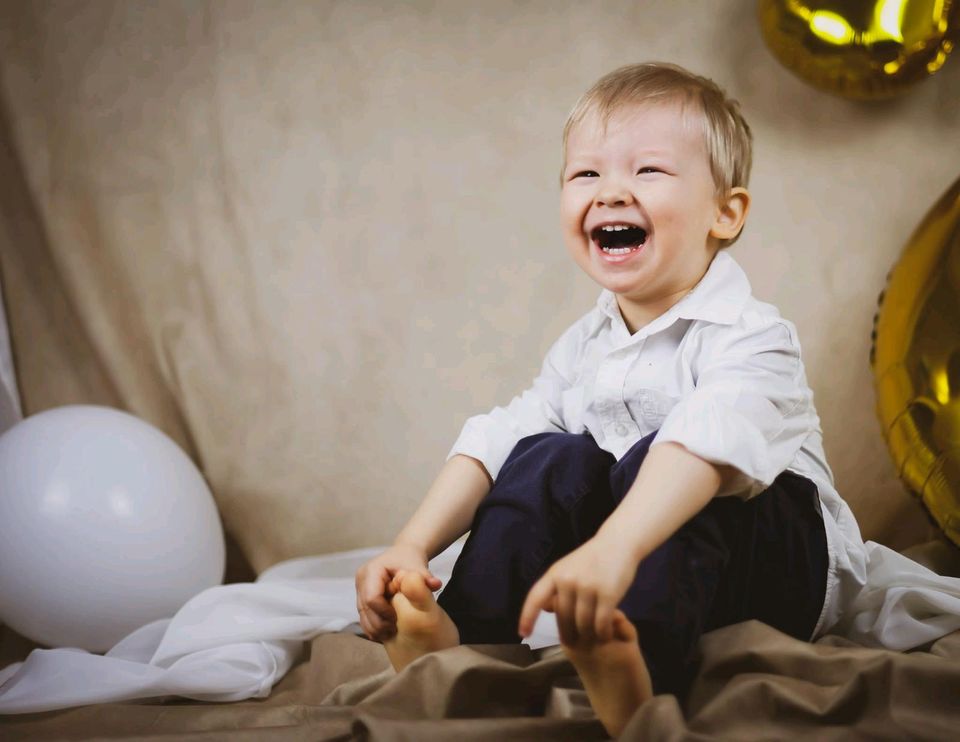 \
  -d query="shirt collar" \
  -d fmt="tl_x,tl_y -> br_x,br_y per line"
595,250 -> 752,337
